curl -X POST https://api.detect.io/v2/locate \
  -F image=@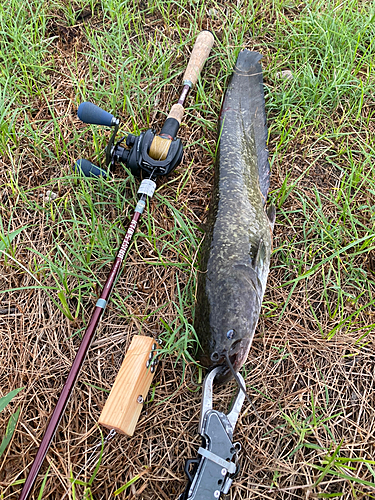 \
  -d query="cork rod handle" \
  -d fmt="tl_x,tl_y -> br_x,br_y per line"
183,31 -> 215,87
148,31 -> 214,161
167,103 -> 185,123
